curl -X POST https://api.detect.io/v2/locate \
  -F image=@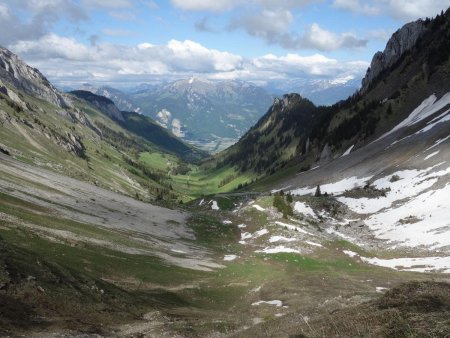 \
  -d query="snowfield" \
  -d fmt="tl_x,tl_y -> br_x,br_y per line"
290,176 -> 372,196
256,246 -> 301,254
336,164 -> 450,249
376,92 -> 450,141
360,256 -> 450,273
252,300 -> 283,307
223,255 -> 238,261
293,201 -> 316,218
